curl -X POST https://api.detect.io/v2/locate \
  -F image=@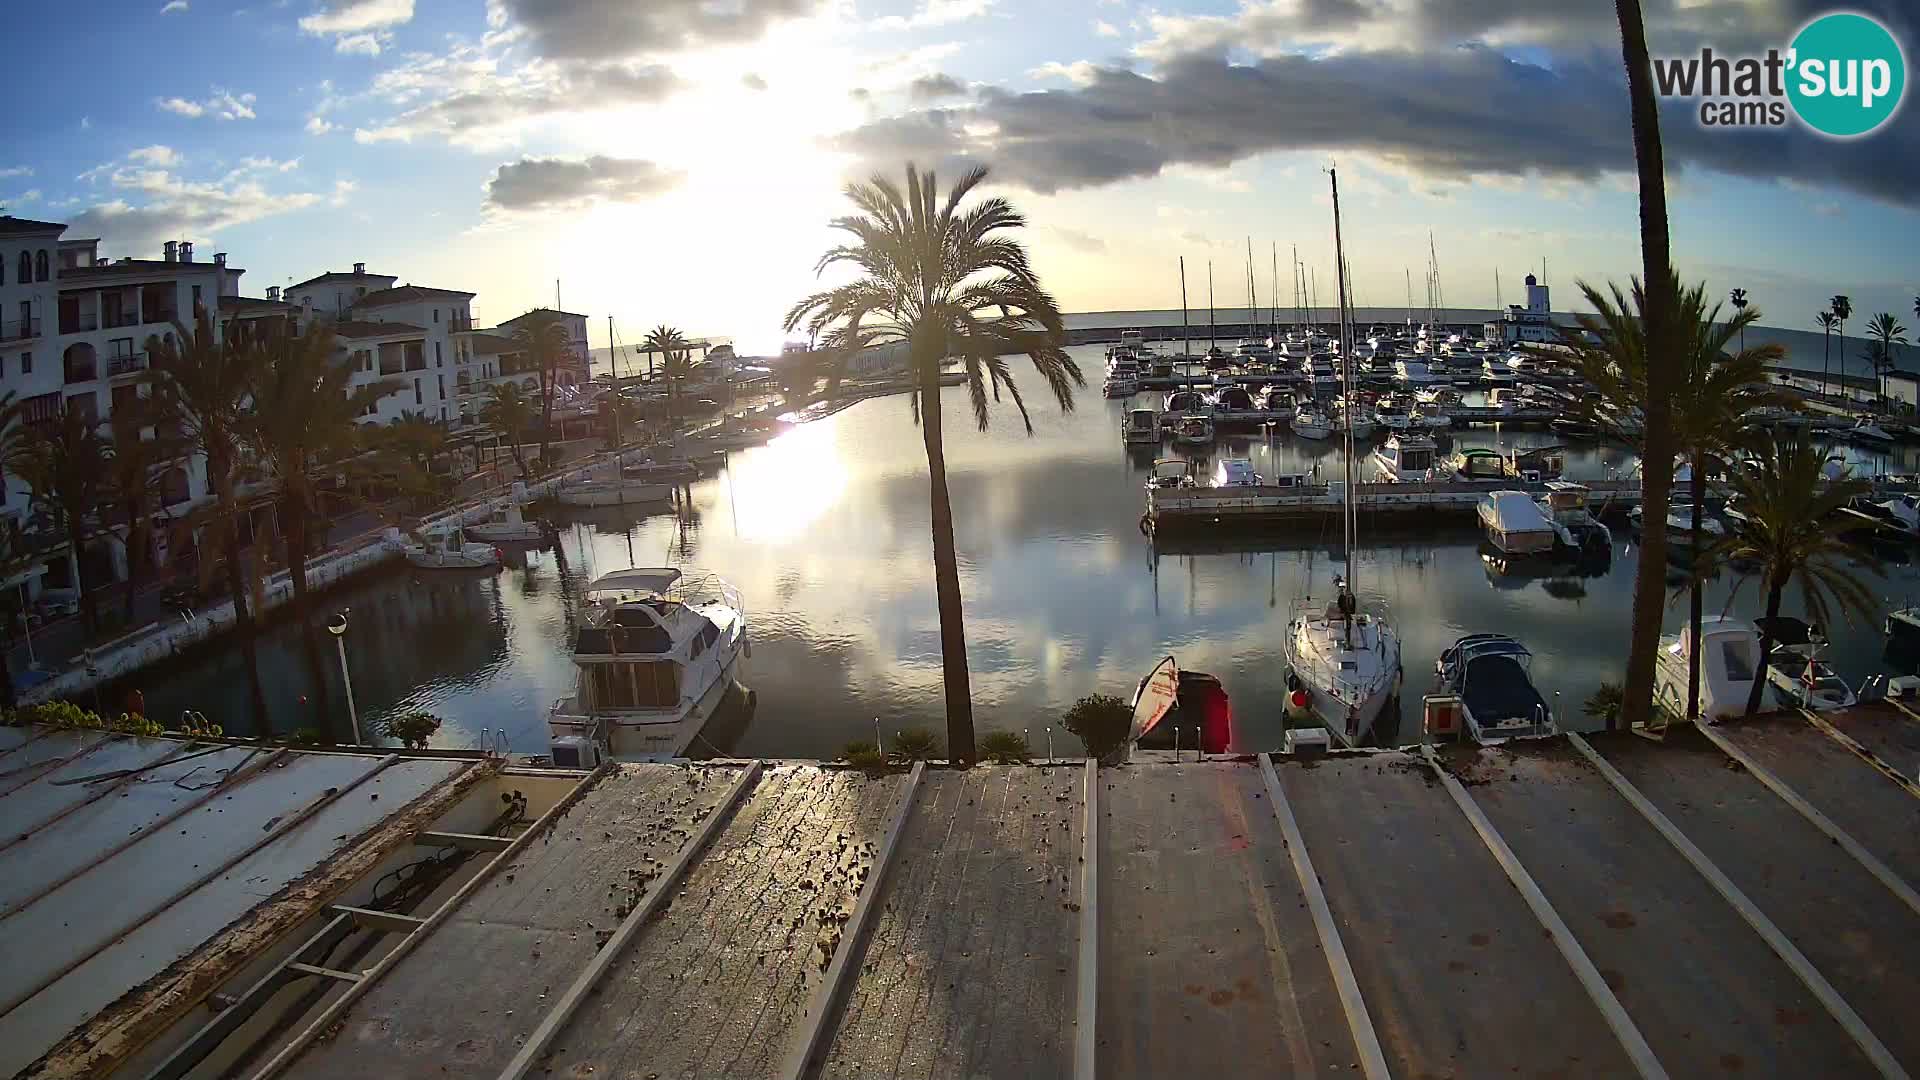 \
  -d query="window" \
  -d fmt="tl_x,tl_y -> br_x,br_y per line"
439,405 -> 447,421
20,352 -> 30,375
191,284 -> 202,310
436,374 -> 444,399
109,337 -> 133,358
302,295 -> 312,307
13,252 -> 26,284
433,309 -> 439,323
413,378 -> 422,406
65,392 -> 97,422
34,250 -> 47,282
434,340 -> 441,366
